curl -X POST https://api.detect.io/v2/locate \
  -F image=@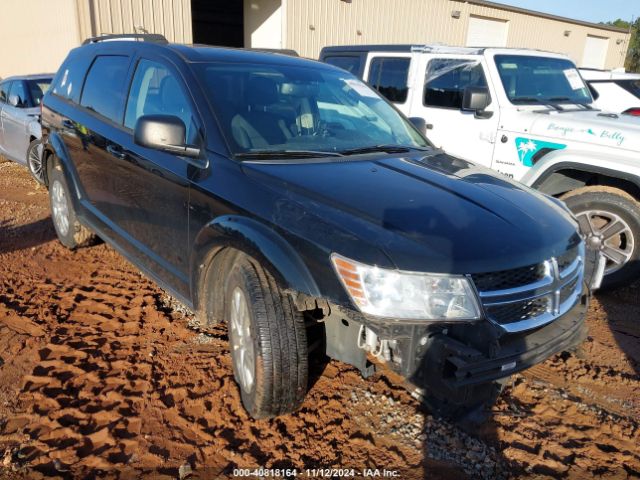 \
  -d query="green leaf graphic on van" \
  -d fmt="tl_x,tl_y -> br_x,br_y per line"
515,137 -> 566,167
